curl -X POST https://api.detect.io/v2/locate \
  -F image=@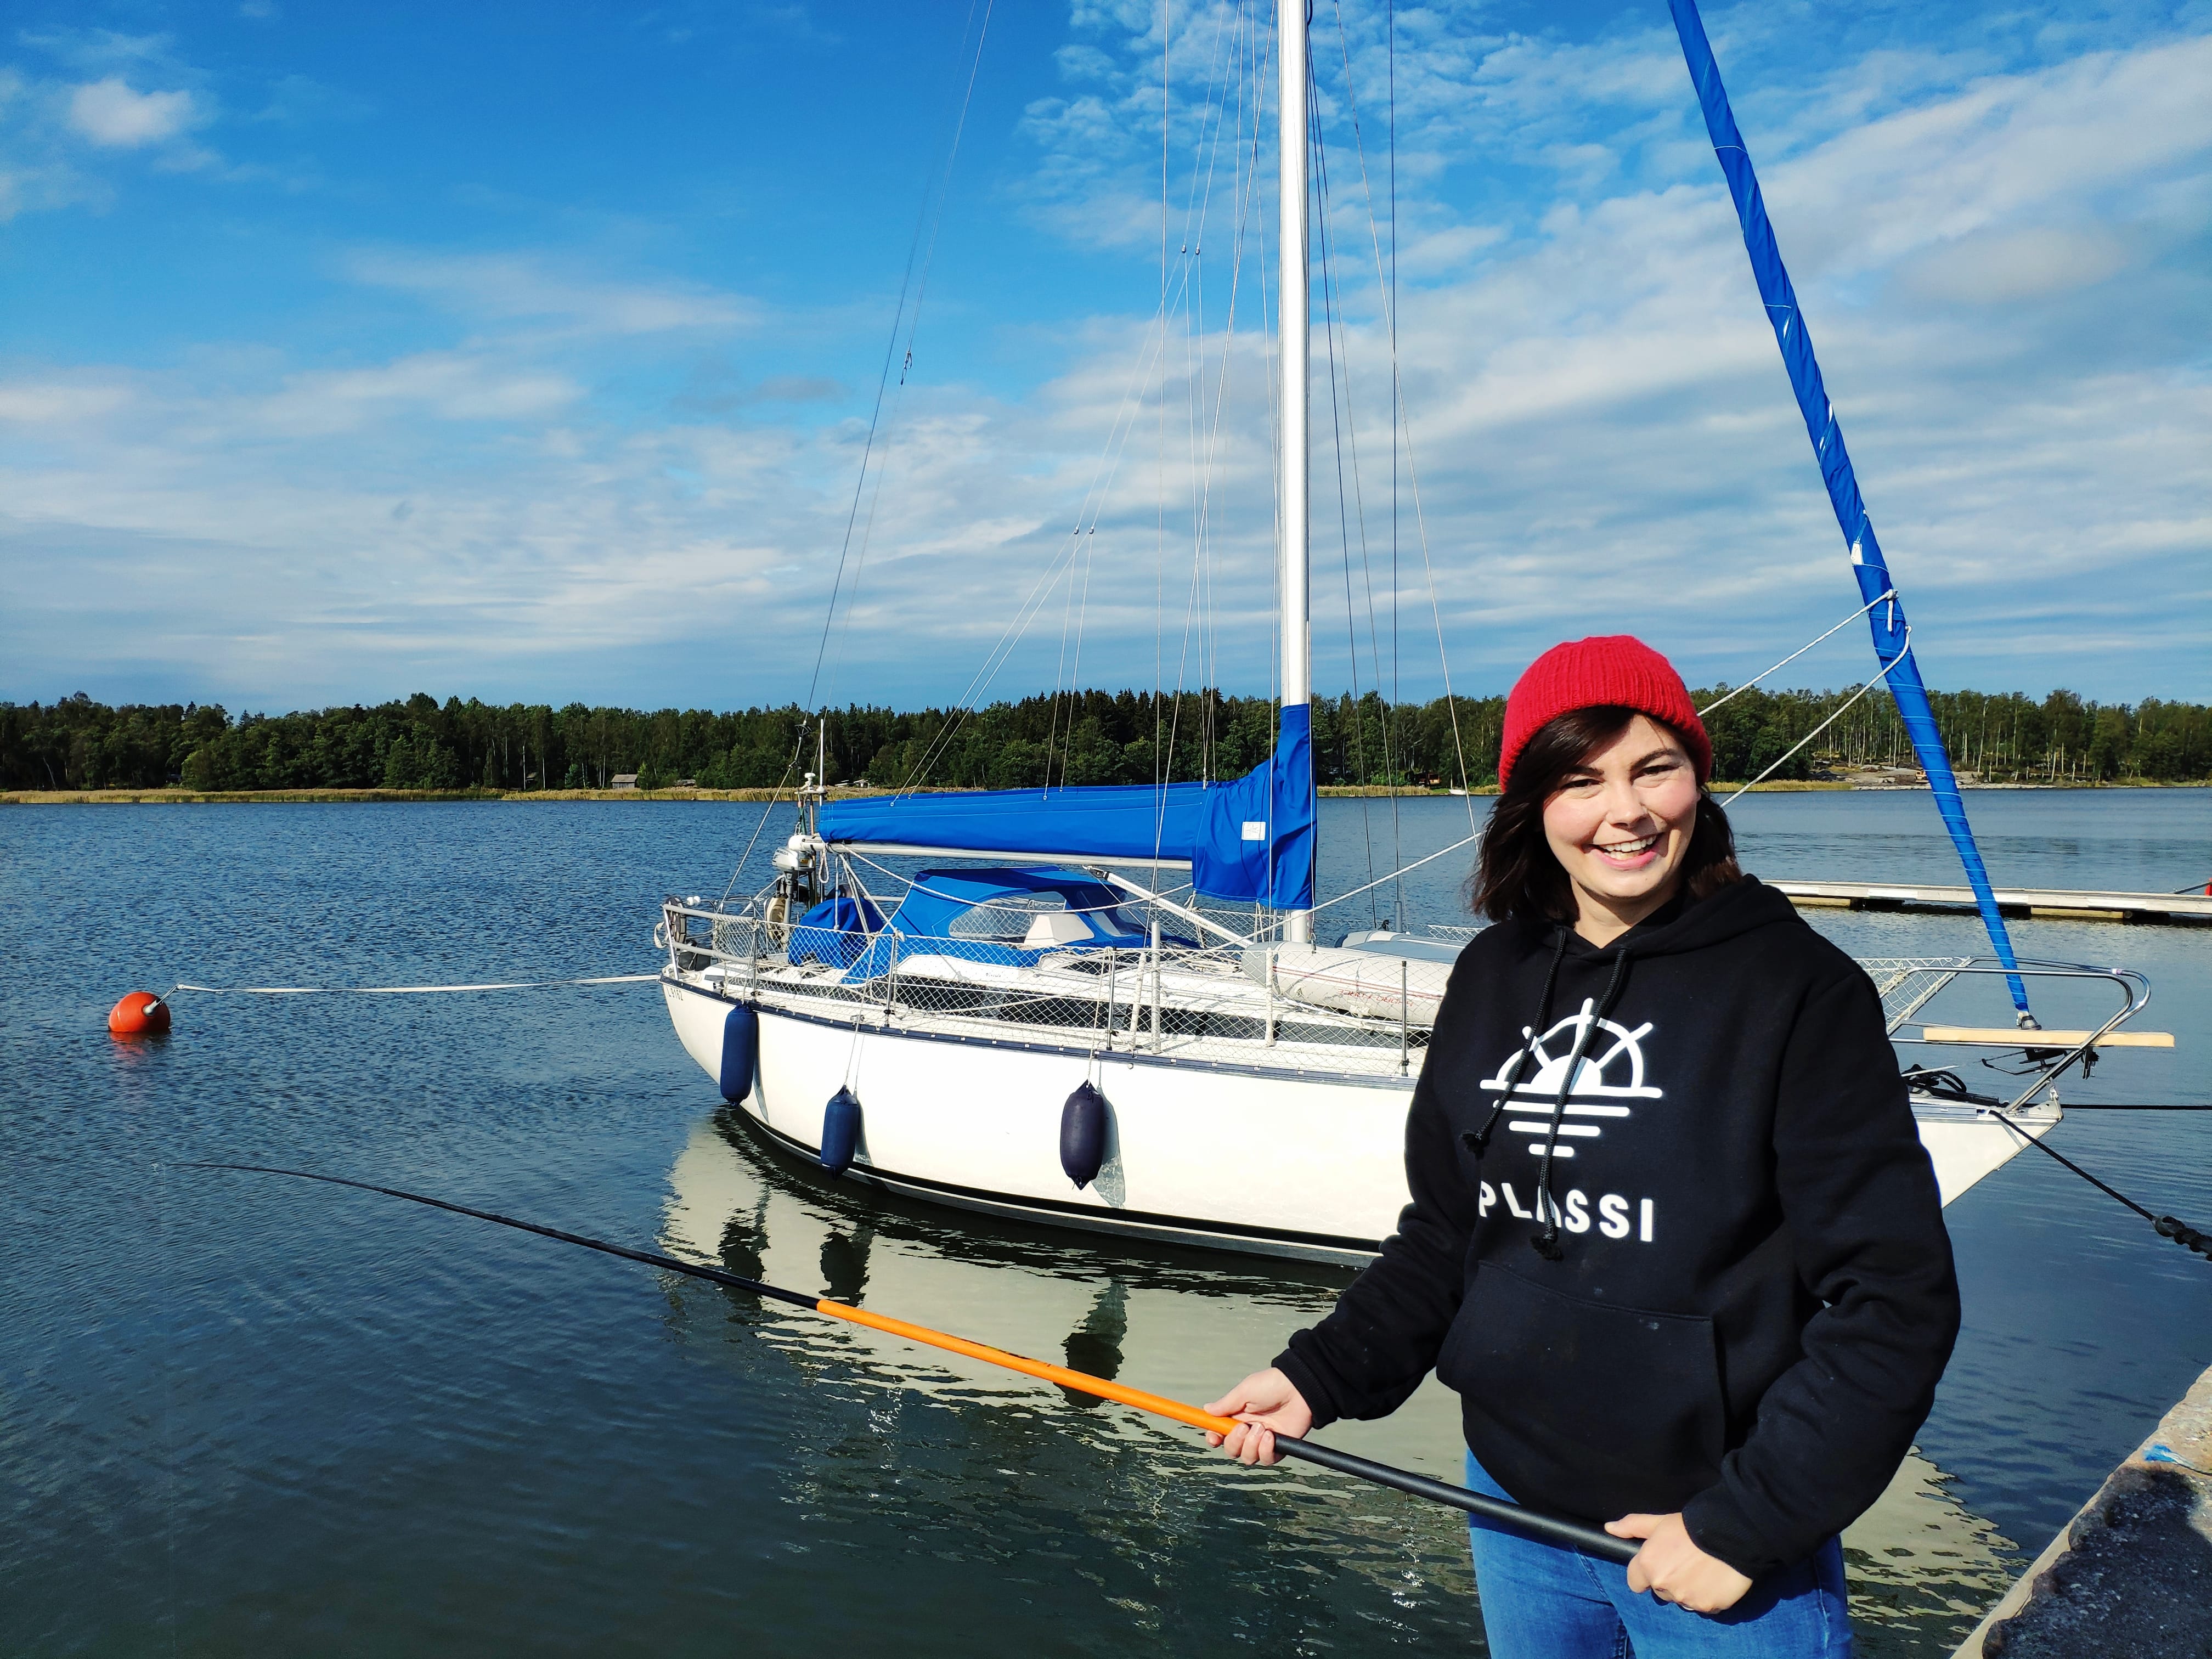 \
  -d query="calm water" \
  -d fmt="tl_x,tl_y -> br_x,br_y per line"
3,791 -> 2207,1656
